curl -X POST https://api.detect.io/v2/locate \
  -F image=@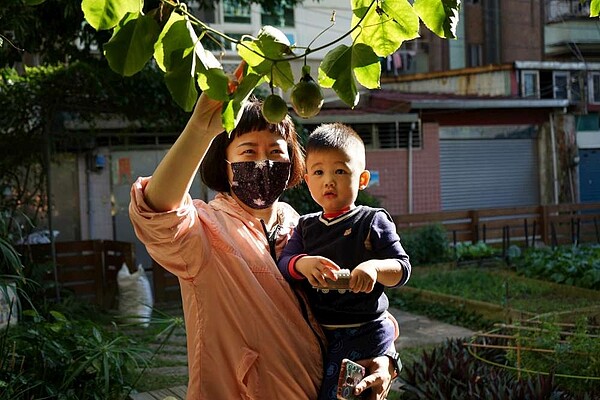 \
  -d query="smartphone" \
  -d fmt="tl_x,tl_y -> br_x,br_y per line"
336,358 -> 366,400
